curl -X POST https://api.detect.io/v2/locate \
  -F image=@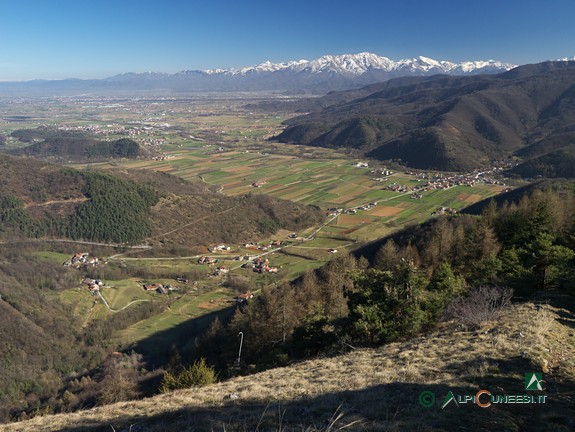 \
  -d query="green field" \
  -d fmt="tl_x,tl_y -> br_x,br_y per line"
31,250 -> 75,264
